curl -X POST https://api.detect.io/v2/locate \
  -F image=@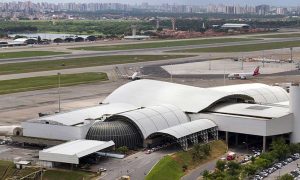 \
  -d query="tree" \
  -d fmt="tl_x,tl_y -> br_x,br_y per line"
157,27 -> 163,32
259,152 -> 276,163
216,160 -> 226,171
289,143 -> 300,154
75,37 -> 84,42
116,146 -> 129,155
255,158 -> 271,170
227,161 -> 241,176
37,36 -> 41,43
87,35 -> 97,41
64,37 -> 74,42
182,164 -> 188,172
26,39 -> 37,44
202,170 -> 210,180
270,138 -> 290,160
243,164 -> 257,176
202,144 -> 211,156
192,144 -> 205,161
280,174 -> 294,180
53,38 -> 63,44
